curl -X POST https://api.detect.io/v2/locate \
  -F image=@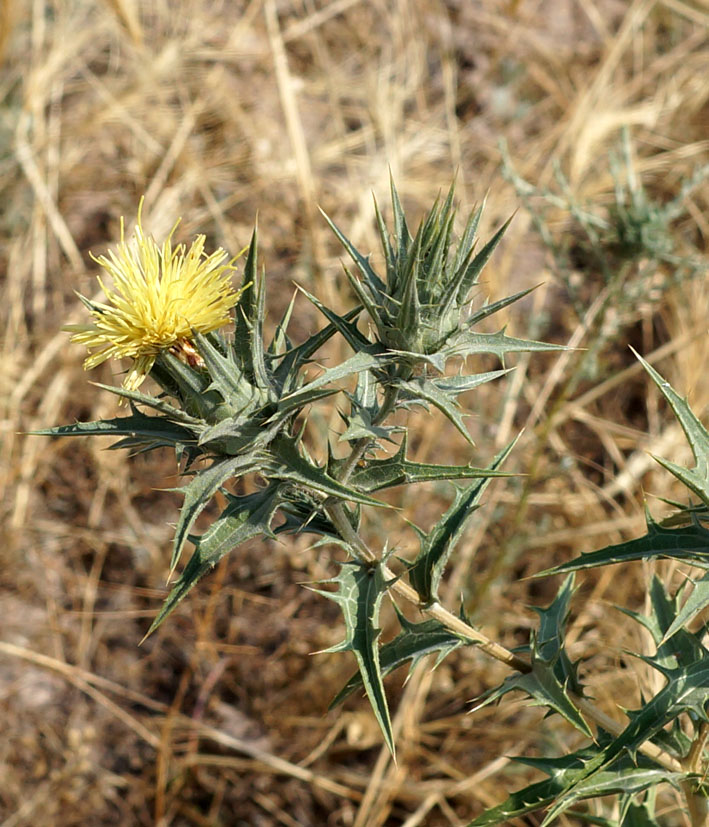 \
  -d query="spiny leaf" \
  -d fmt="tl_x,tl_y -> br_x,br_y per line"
314,560 -> 395,756
319,208 -> 386,295
431,370 -> 513,394
197,415 -> 280,454
340,368 -> 399,444
272,306 -> 362,392
622,577 -> 707,675
31,410 -> 197,447
169,454 -> 261,575
532,574 -> 581,692
451,200 -> 484,277
541,763 -> 687,826
154,351 -> 223,420
389,174 -> 412,256
421,185 -> 456,298
478,655 -> 592,740
297,285 -> 380,356
373,195 -> 396,279
144,485 -> 283,639
267,435 -> 385,509
456,215 -> 513,302
89,383 -> 204,428
330,606 -> 470,708
476,575 -> 590,737
233,227 -> 259,376
540,513 -> 709,575
621,575 -> 680,645
392,376 -> 474,445
466,284 -> 540,327
273,489 -> 357,541
268,290 -> 296,357
635,349 -> 709,507
340,409 -> 399,445
349,432 -> 512,493
442,328 -> 568,363
247,270 -> 271,394
408,437 -> 518,603
661,570 -> 709,643
555,657 -> 709,807
468,748 -> 686,827
193,332 -> 255,412
343,266 -> 386,333
276,351 -> 389,418
271,385 -> 337,419
395,231 -> 422,337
